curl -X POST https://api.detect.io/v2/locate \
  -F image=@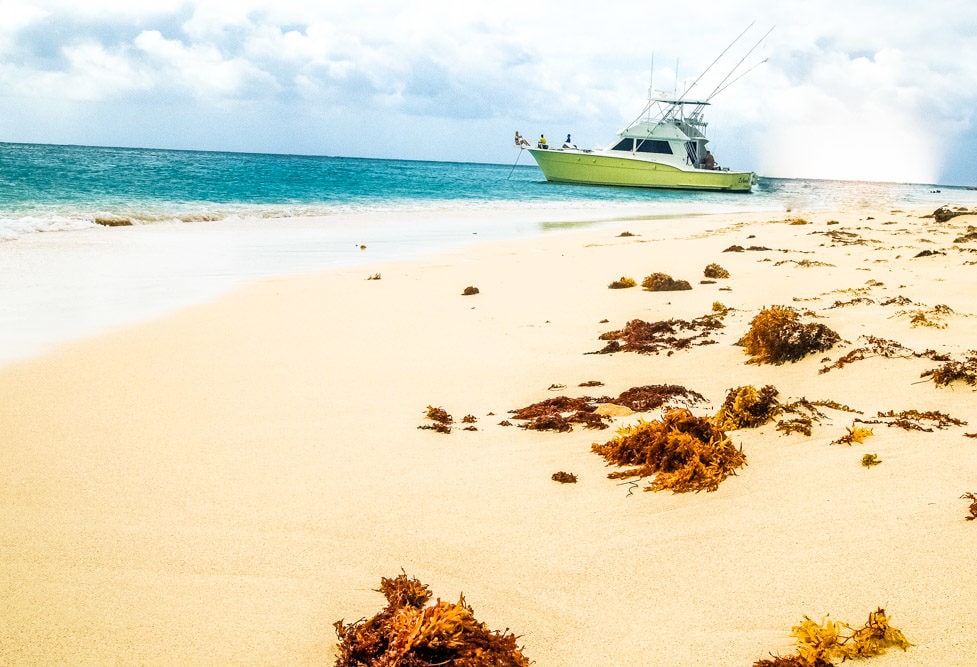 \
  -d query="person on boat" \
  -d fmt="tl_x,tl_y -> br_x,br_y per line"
562,133 -> 576,149
538,134 -> 548,149
699,150 -> 716,170
514,131 -> 530,147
